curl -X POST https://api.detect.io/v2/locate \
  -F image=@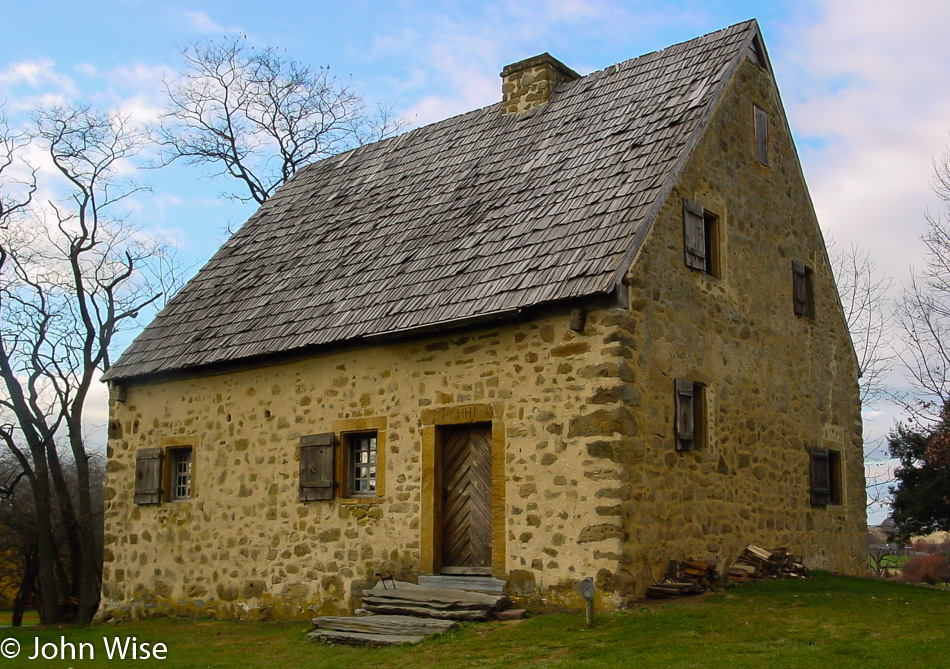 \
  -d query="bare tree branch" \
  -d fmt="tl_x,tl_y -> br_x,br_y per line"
828,239 -> 893,408
159,37 -> 407,205
0,102 -> 185,624
893,153 -> 950,428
